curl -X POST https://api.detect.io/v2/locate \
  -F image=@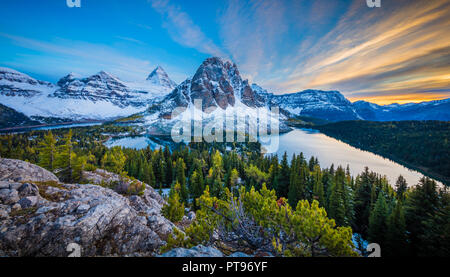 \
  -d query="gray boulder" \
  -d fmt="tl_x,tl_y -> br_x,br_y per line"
17,196 -> 38,209
0,158 -> 59,183
228,252 -> 253,257
0,159 -> 175,257
160,245 -> 224,257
